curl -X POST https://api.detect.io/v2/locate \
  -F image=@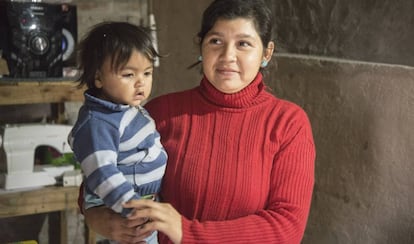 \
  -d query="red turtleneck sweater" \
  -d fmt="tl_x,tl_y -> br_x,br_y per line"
145,73 -> 315,243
